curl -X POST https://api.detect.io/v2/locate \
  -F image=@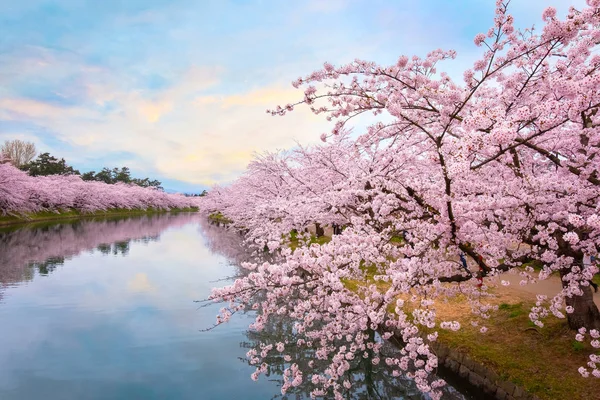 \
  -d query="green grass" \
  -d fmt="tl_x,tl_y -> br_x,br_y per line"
310,235 -> 331,245
571,341 -> 586,352
0,207 -> 198,227
431,298 -> 600,400
288,234 -> 331,251
389,235 -> 404,244
522,260 -> 544,271
289,229 -> 298,241
207,211 -> 232,225
498,302 -> 526,318
339,270 -> 600,400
